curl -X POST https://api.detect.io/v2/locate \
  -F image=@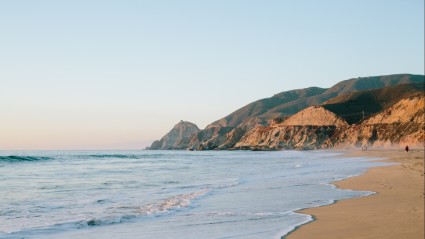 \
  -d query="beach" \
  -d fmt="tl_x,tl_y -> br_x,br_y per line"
286,147 -> 425,239
1,149 -> 422,238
